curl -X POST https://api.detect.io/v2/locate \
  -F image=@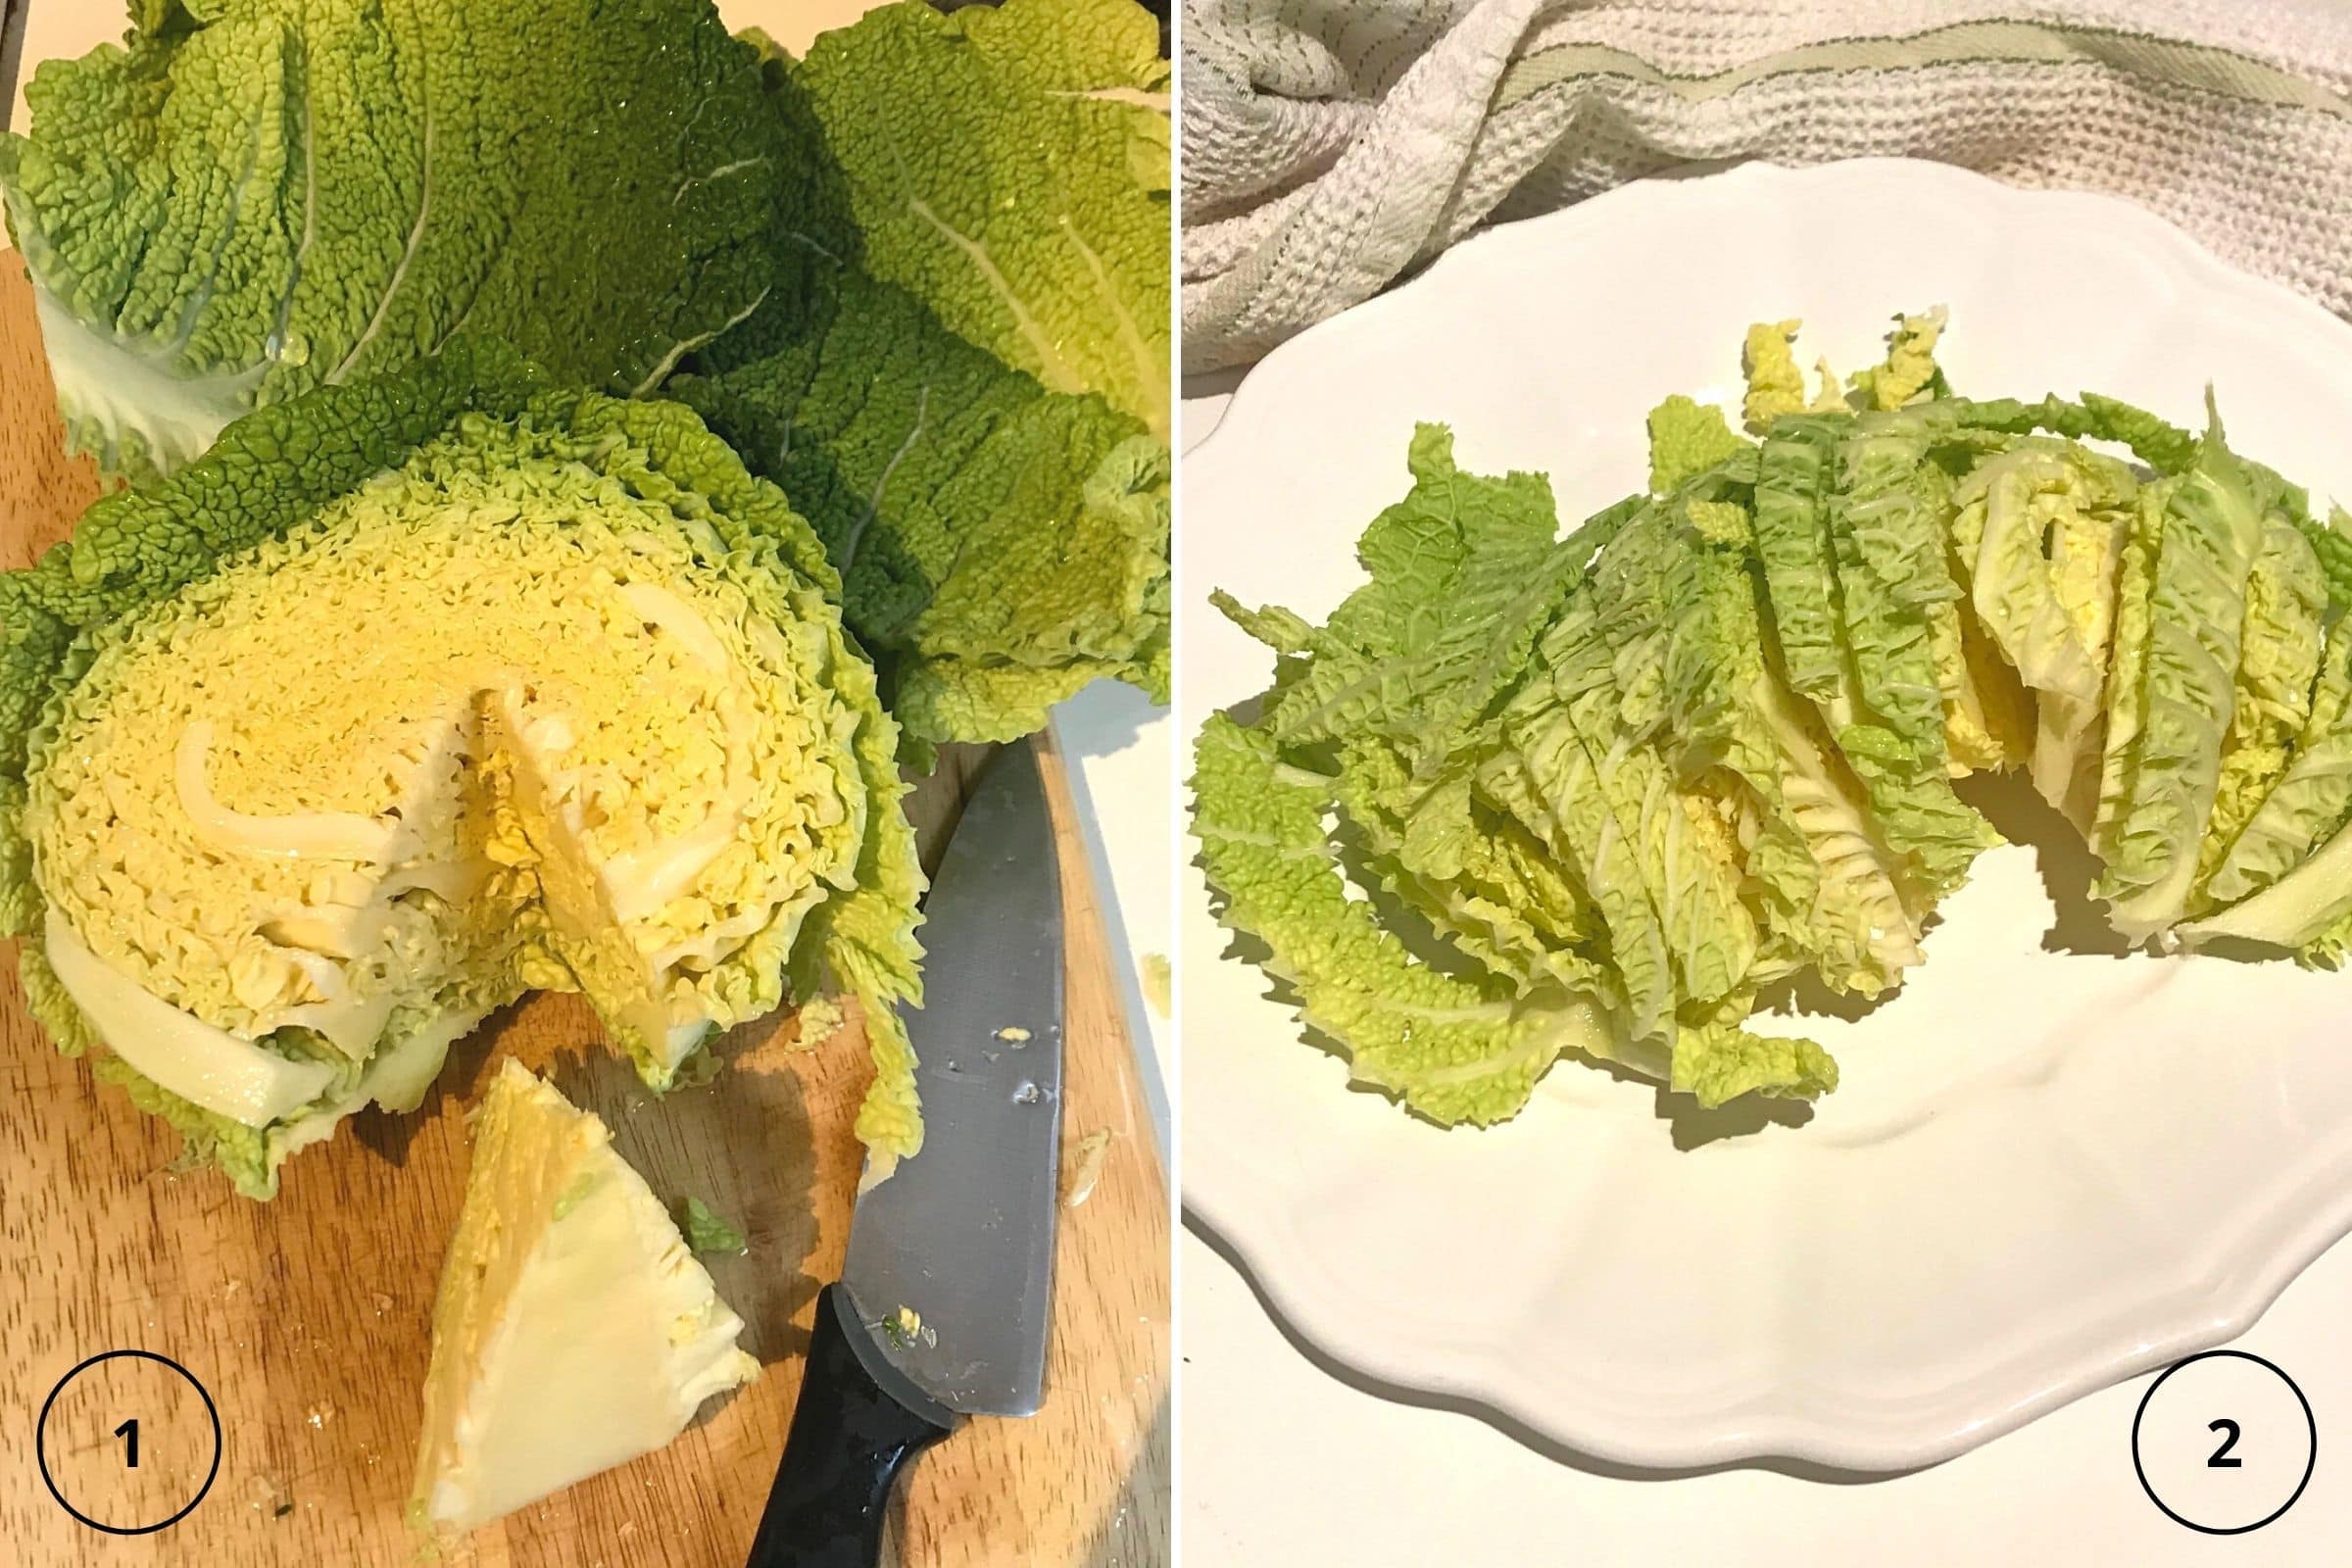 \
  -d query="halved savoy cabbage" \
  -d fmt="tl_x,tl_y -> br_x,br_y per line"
0,337 -> 923,1197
